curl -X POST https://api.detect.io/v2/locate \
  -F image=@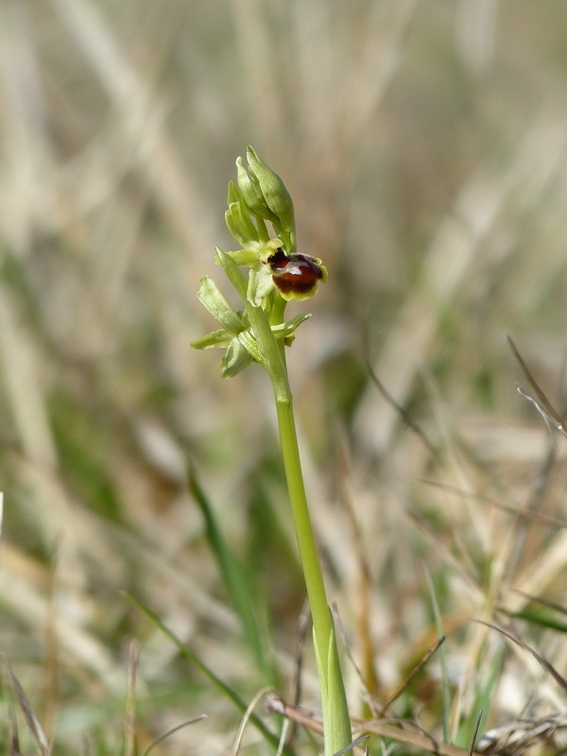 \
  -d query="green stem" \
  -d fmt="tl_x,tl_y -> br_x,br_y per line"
270,296 -> 330,636
275,397 -> 334,644
244,286 -> 352,753
272,342 -> 352,756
